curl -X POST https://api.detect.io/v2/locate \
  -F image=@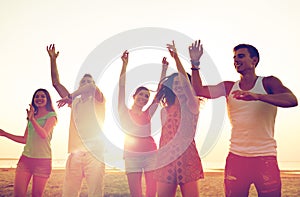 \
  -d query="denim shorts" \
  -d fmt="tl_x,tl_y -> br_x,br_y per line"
224,152 -> 281,197
125,153 -> 156,174
16,155 -> 52,178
